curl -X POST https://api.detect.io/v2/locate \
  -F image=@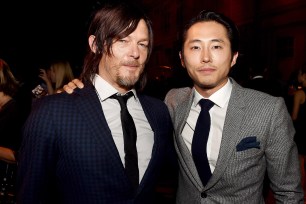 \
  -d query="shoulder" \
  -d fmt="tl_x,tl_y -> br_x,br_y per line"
33,92 -> 71,106
137,94 -> 172,126
29,94 -> 71,120
31,84 -> 95,112
235,80 -> 278,99
163,87 -> 193,119
231,85 -> 291,128
232,80 -> 285,109
138,94 -> 168,110
41,82 -> 94,101
293,89 -> 306,103
294,89 -> 305,98
165,87 -> 192,103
